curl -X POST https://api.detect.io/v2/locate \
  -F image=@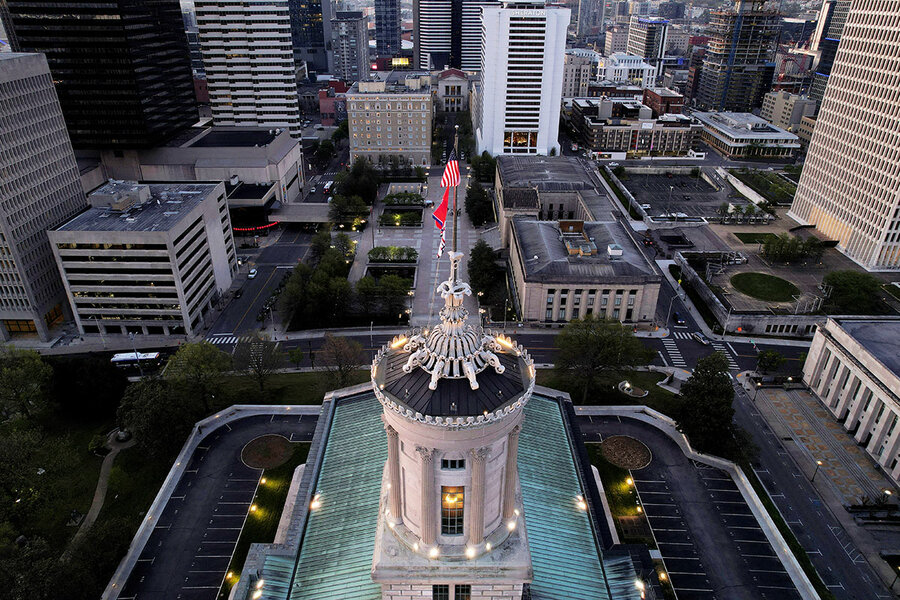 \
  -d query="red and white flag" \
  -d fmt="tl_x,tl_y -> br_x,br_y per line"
436,228 -> 446,258
432,186 -> 449,230
440,149 -> 460,188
